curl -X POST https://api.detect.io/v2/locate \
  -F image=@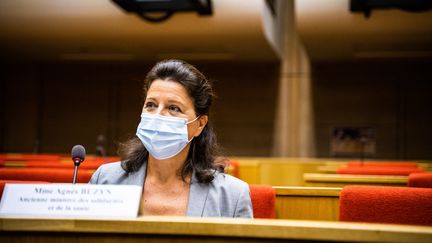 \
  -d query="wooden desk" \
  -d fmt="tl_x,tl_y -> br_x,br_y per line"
275,186 -> 340,221
304,173 -> 408,187
1,216 -> 431,243
232,157 -> 329,185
